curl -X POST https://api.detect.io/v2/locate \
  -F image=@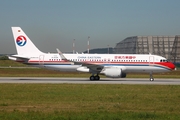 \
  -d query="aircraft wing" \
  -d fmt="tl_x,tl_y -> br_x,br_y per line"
56,48 -> 103,72
81,62 -> 103,72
